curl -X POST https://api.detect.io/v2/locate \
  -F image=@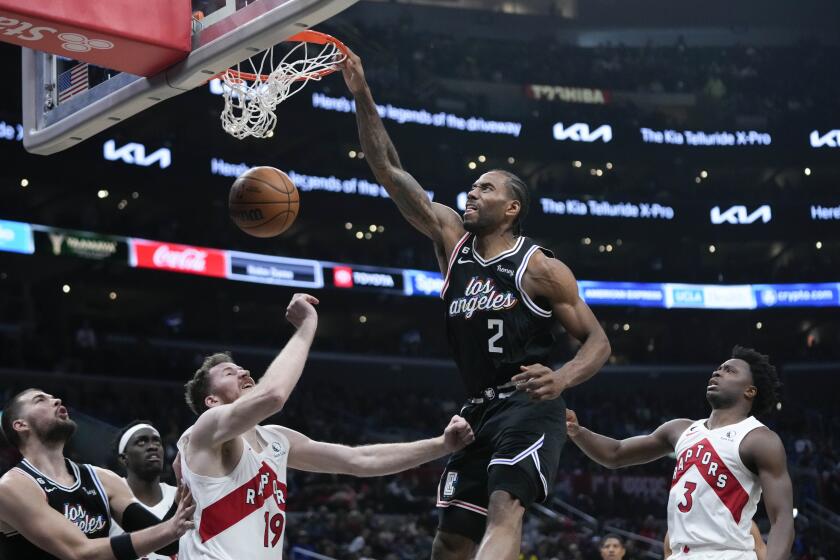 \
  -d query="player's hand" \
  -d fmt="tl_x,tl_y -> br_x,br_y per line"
168,485 -> 196,538
339,47 -> 368,95
512,363 -> 567,400
565,409 -> 581,439
442,415 -> 475,452
285,293 -> 319,330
